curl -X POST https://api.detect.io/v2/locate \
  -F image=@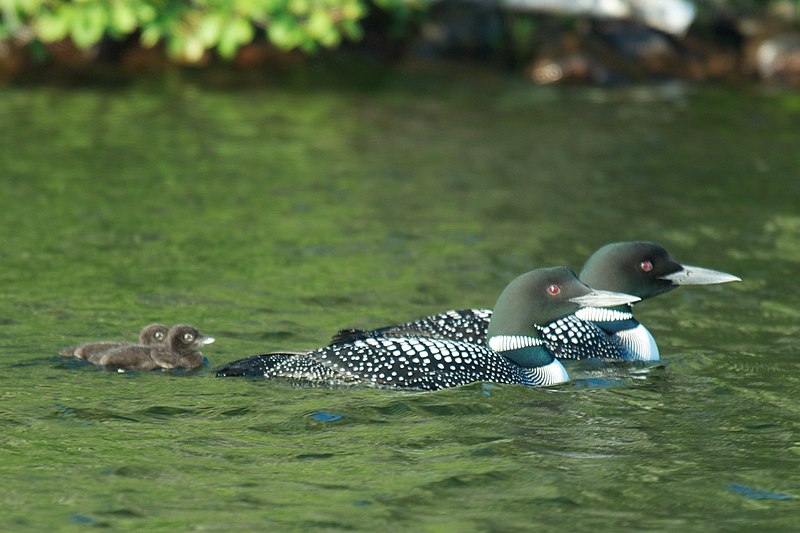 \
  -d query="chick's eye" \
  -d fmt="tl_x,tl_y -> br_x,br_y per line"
182,332 -> 194,342
546,284 -> 561,296
640,260 -> 654,272
155,332 -> 165,341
